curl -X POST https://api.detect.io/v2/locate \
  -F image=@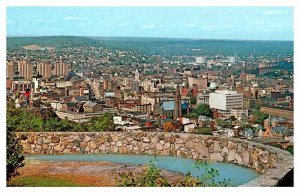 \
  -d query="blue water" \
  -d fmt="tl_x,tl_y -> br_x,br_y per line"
27,154 -> 259,186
